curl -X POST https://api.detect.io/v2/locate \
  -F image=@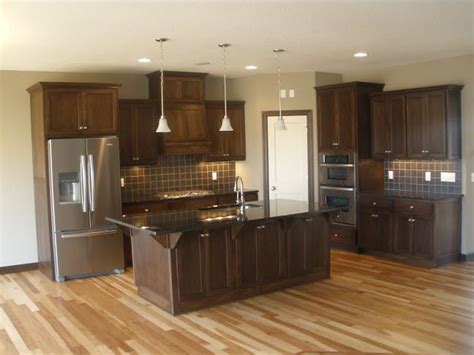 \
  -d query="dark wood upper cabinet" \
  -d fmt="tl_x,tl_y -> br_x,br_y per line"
146,71 -> 211,155
205,101 -> 246,161
371,93 -> 406,159
27,82 -> 120,138
118,100 -> 159,166
372,85 -> 462,160
315,82 -> 384,157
